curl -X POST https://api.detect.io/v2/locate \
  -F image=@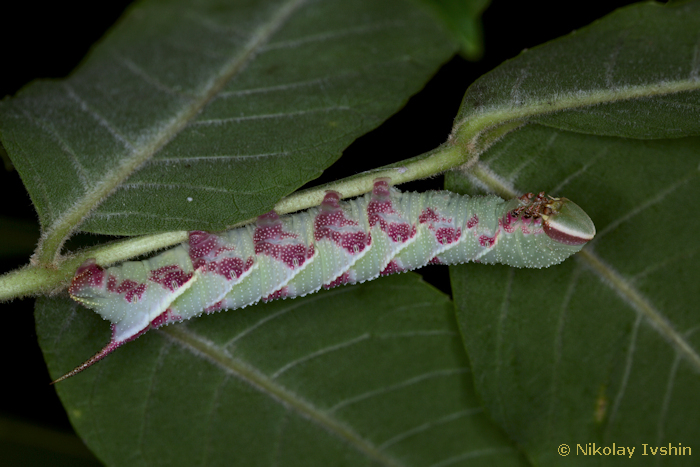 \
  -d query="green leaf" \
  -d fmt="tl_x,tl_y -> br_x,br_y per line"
417,0 -> 489,60
38,274 -> 526,467
446,1 -> 700,459
453,0 -> 700,153
0,0 -> 456,262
